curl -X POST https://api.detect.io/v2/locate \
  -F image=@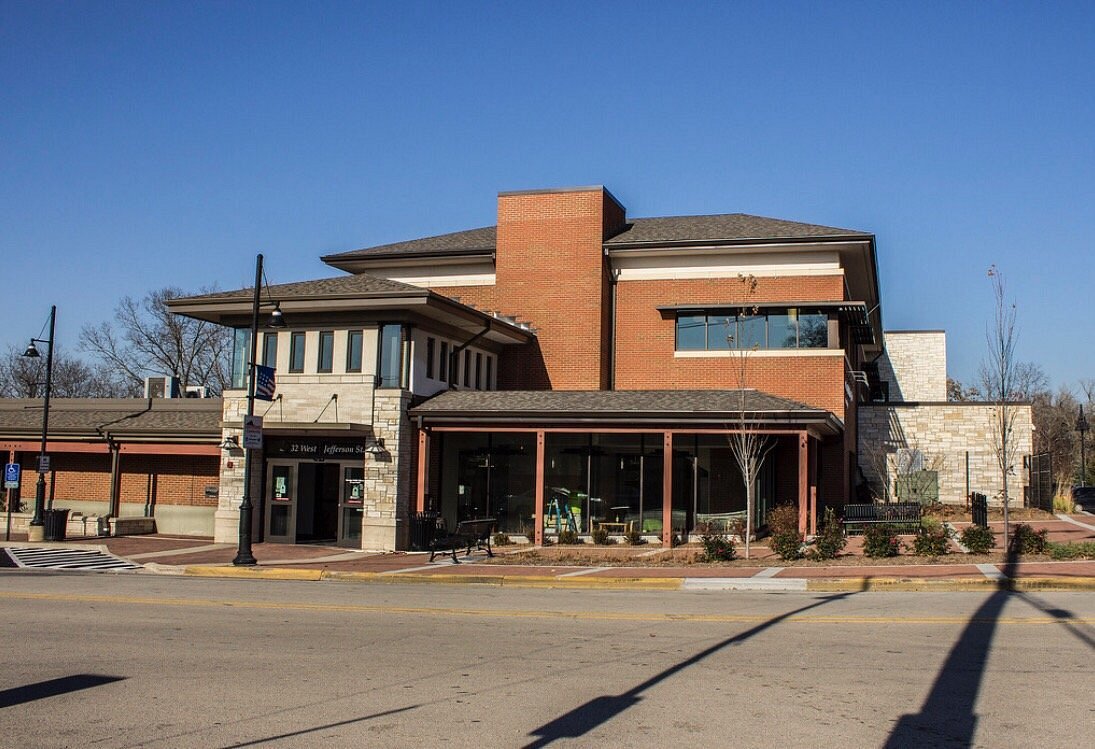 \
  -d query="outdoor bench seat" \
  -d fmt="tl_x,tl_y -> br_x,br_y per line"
428,518 -> 497,563
841,503 -> 922,534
